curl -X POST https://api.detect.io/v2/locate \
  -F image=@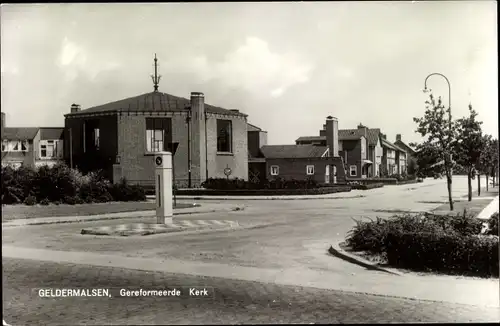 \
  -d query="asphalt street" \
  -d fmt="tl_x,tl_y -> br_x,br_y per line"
4,258 -> 499,325
2,176 -> 499,325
